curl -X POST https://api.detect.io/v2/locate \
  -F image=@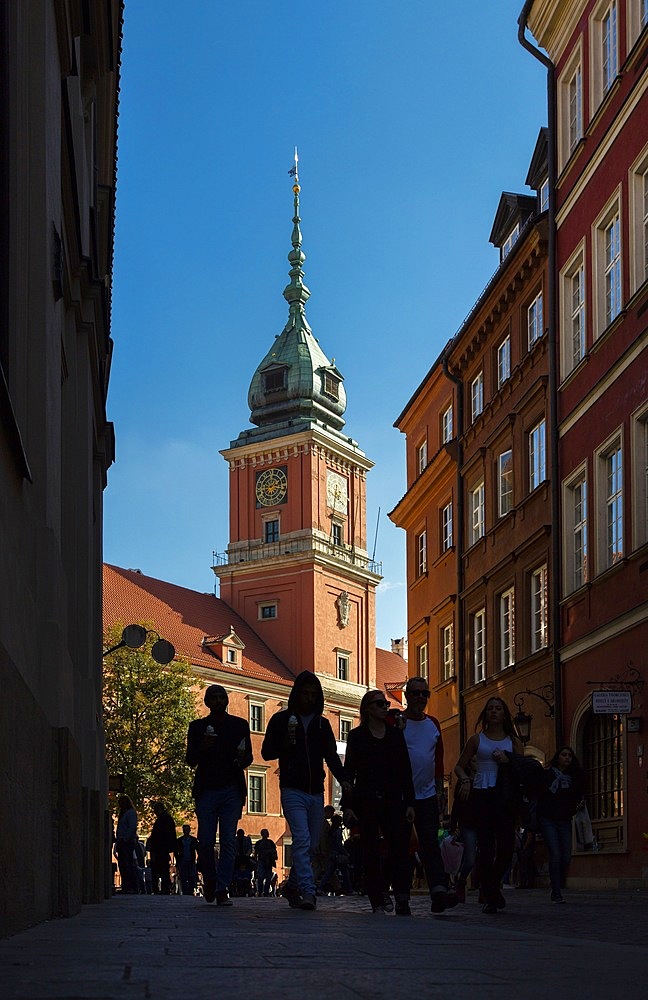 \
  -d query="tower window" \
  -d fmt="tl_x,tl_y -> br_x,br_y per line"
332,522 -> 343,546
263,368 -> 286,393
264,519 -> 279,543
323,373 -> 340,399
336,653 -> 350,680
